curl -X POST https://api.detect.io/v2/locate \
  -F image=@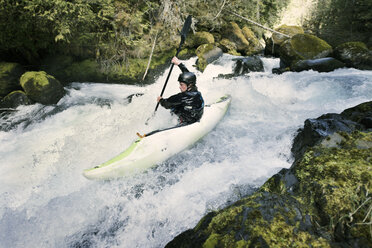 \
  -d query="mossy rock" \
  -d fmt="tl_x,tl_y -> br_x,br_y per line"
167,131 -> 372,248
334,41 -> 372,70
0,62 -> 24,97
195,44 -> 223,72
167,191 -> 331,248
187,32 -> 215,48
291,101 -> 372,161
233,56 -> 264,75
223,22 -> 250,53
241,26 -> 264,55
293,131 -> 372,245
167,102 -> 372,248
0,90 -> 32,108
265,25 -> 304,57
20,71 -> 65,105
279,34 -> 333,67
291,57 -> 345,72
218,39 -> 240,56
272,25 -> 304,45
